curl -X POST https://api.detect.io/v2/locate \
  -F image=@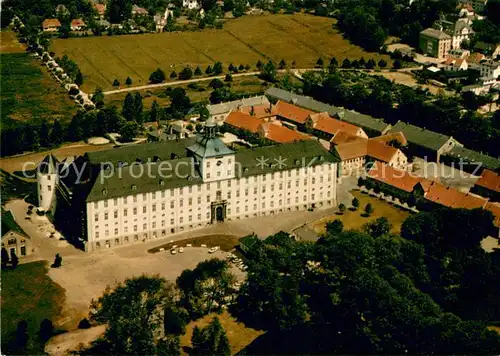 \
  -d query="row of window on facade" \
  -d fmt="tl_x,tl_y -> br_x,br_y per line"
94,167 -> 333,208
93,192 -> 332,239
94,184 -> 332,222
